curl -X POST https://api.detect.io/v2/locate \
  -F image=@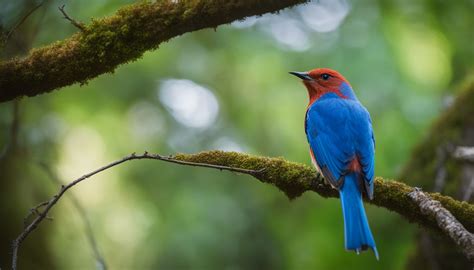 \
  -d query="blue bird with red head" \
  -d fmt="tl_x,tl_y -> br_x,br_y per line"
290,68 -> 378,259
